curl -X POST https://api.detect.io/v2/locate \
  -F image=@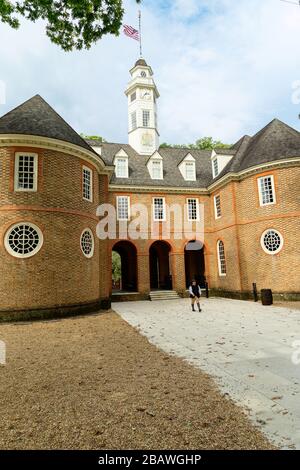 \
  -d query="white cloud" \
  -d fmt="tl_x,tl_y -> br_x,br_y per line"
0,0 -> 300,145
